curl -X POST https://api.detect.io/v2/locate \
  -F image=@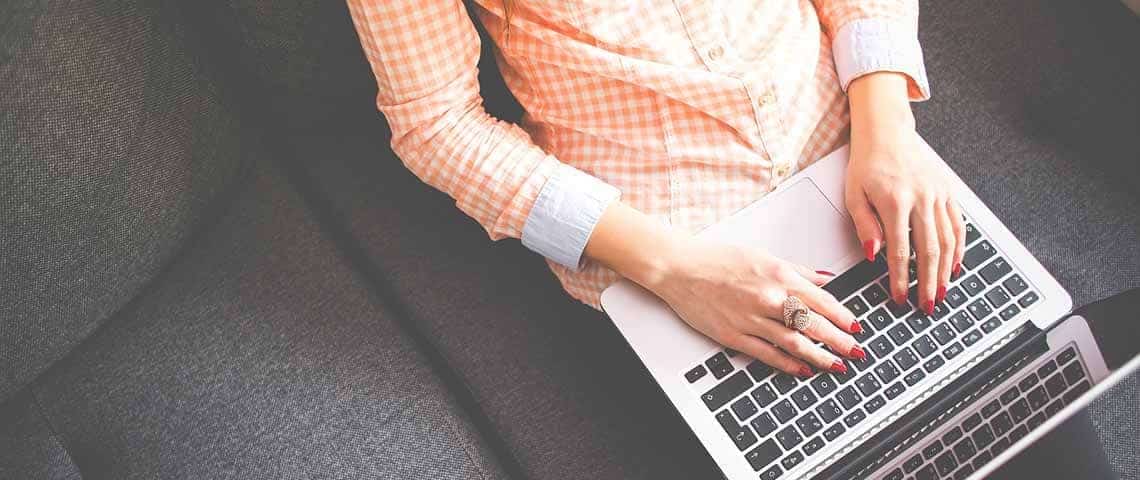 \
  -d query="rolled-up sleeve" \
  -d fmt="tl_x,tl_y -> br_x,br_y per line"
345,0 -> 619,269
812,0 -> 931,101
